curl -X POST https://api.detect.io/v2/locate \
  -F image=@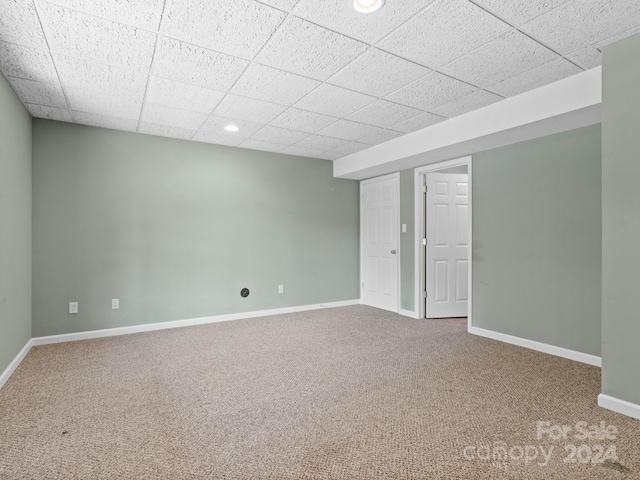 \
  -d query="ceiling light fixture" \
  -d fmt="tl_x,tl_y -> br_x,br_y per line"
353,0 -> 384,13
224,124 -> 239,132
